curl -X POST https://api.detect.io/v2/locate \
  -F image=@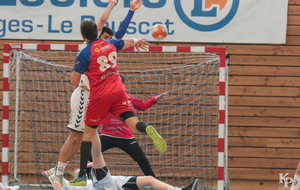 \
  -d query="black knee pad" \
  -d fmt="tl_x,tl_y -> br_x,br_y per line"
87,125 -> 99,129
122,176 -> 138,189
136,121 -> 148,133
92,166 -> 108,181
